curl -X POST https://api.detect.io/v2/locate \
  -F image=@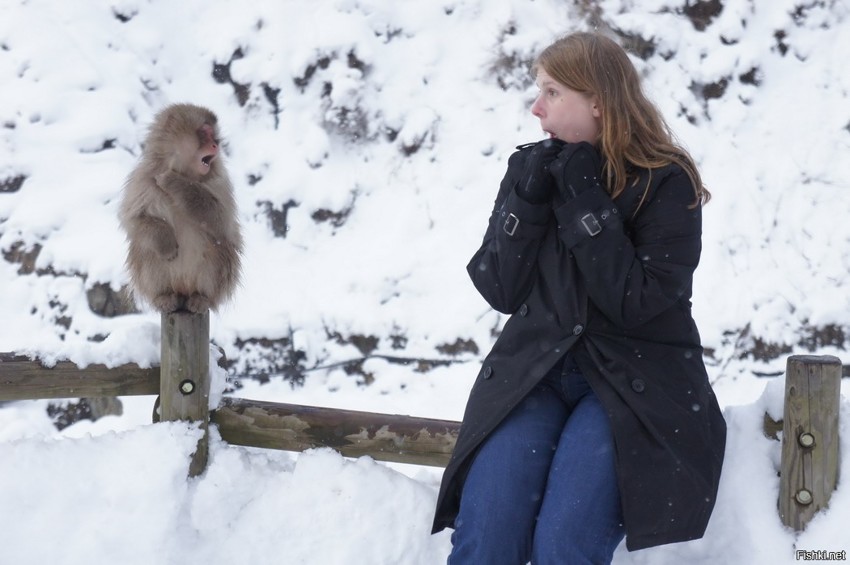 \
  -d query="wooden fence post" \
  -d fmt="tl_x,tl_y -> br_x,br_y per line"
778,355 -> 841,531
159,310 -> 210,477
